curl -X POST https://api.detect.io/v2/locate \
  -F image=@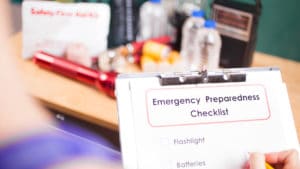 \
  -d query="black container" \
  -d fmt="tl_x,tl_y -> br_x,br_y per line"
211,0 -> 262,67
169,9 -> 189,51
108,0 -> 140,48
